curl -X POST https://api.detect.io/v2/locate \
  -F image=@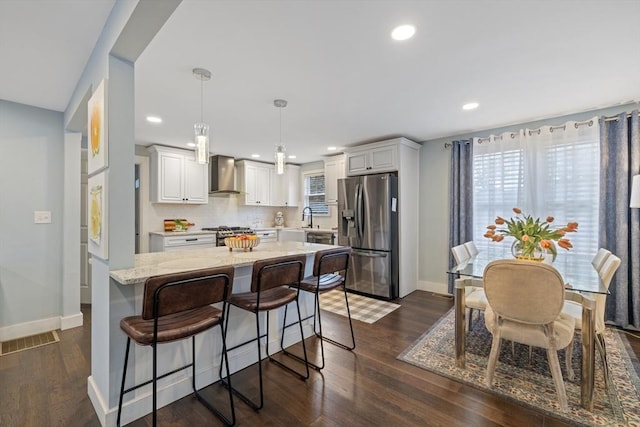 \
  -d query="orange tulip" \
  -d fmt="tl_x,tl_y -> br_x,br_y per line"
558,239 -> 573,249
493,235 -> 504,242
521,235 -> 530,242
566,222 -> 579,231
495,217 -> 505,225
546,216 -> 554,223
513,207 -> 522,214
485,229 -> 495,236
487,225 -> 496,230
540,239 -> 552,249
